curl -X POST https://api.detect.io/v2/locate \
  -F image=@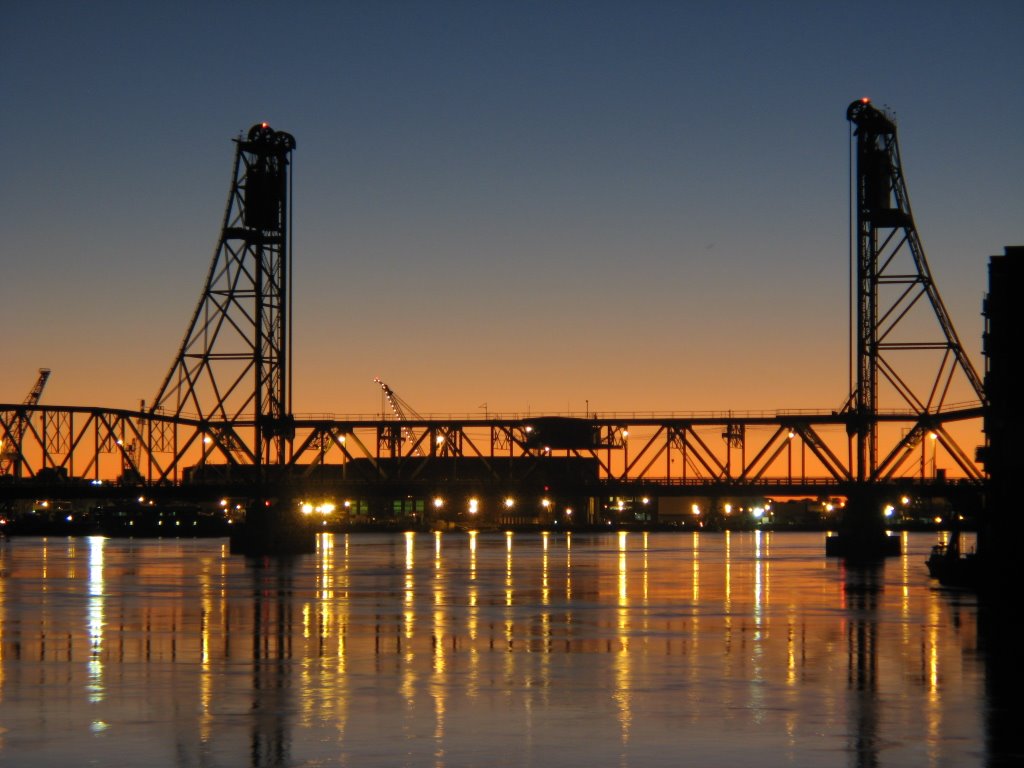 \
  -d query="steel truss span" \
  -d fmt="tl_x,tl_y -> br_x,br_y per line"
0,405 -> 983,498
